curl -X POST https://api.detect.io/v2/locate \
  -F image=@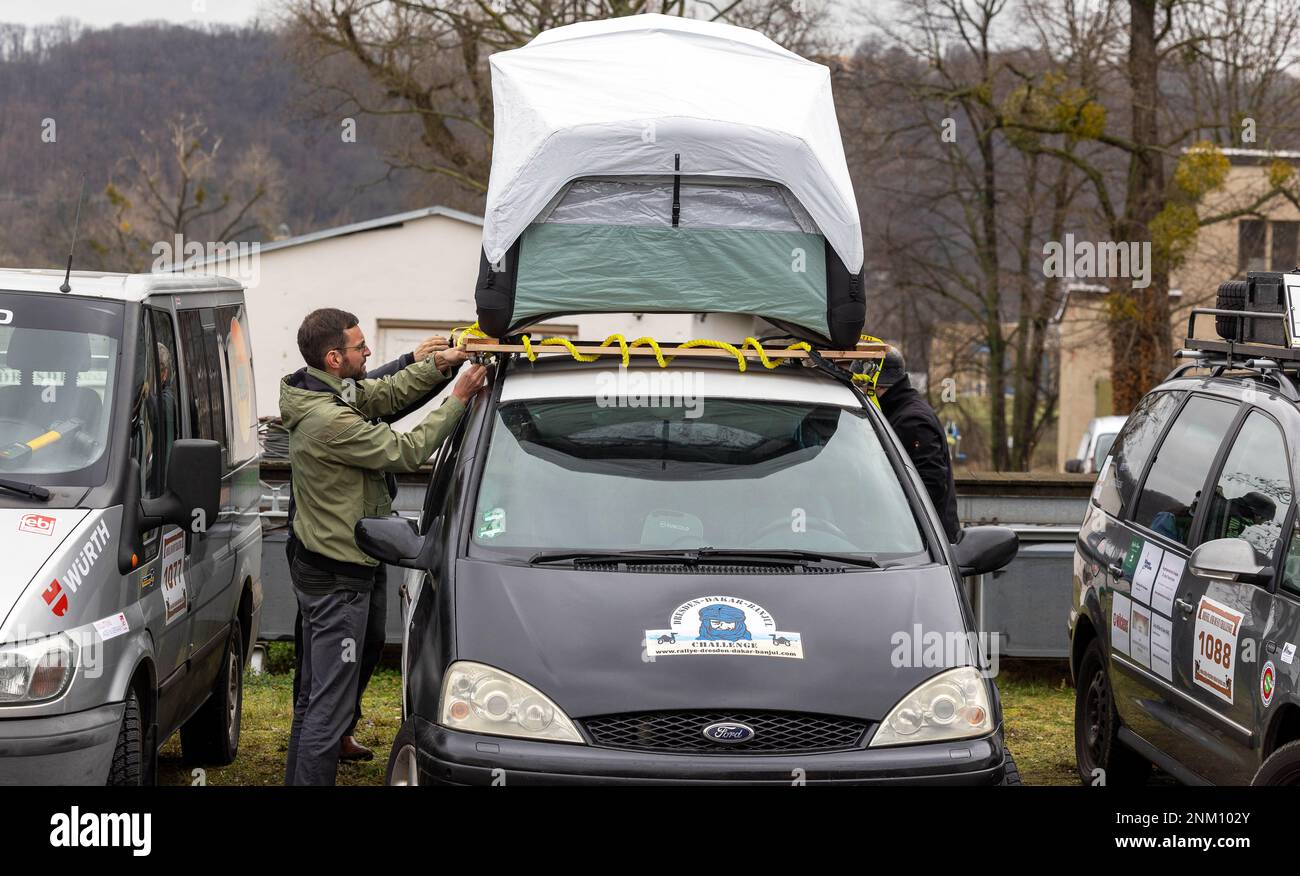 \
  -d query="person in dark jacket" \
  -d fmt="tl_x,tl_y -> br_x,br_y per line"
867,347 -> 961,542
288,332 -> 465,763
